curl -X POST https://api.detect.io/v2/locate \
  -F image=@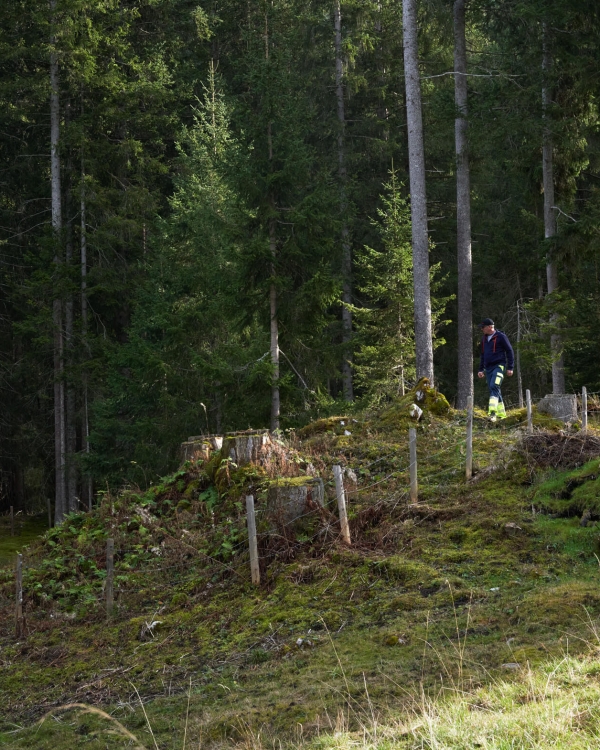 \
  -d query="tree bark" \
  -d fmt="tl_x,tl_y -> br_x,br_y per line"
402,0 -> 434,383
542,31 -> 565,394
334,0 -> 353,402
65,148 -> 77,514
50,4 -> 66,524
265,15 -> 280,432
269,214 -> 280,432
454,0 -> 473,409
81,153 -> 92,510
